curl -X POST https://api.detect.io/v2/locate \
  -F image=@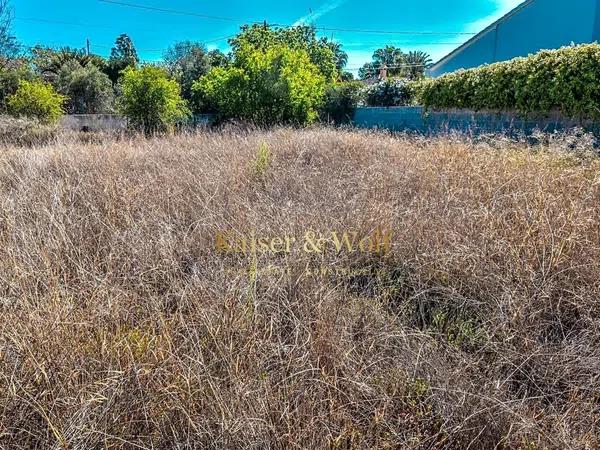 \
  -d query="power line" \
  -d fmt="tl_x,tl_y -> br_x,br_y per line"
14,16 -> 234,47
17,16 -> 465,47
97,0 -> 478,36
316,26 -> 475,36
341,41 -> 463,46
15,17 -> 114,29
98,0 -> 260,24
346,63 -> 432,69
